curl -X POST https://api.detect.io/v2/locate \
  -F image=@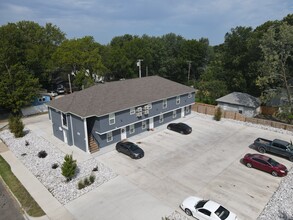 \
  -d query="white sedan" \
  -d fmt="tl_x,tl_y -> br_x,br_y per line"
180,196 -> 238,220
